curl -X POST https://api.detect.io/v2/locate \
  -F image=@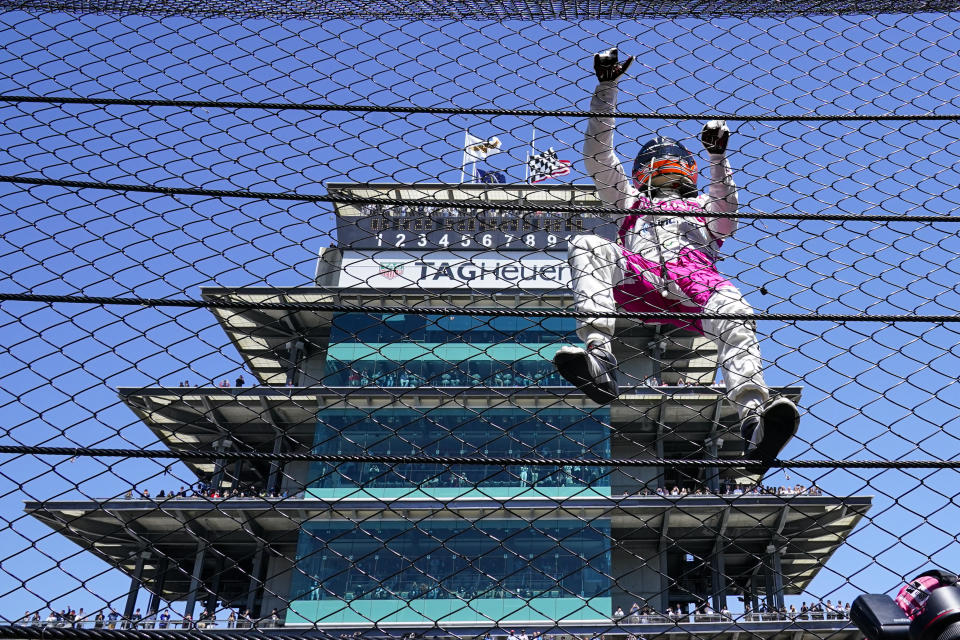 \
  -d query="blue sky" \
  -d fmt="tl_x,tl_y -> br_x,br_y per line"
1,6 -> 960,622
